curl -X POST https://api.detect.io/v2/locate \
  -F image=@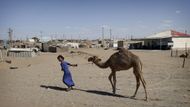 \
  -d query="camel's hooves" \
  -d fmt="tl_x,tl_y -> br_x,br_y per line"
144,98 -> 148,102
112,91 -> 116,94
